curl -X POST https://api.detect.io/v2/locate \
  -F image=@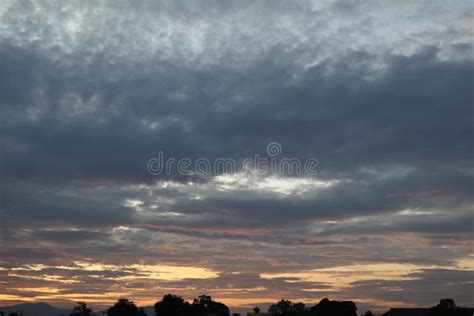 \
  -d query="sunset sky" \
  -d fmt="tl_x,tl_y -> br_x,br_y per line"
0,0 -> 473,312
